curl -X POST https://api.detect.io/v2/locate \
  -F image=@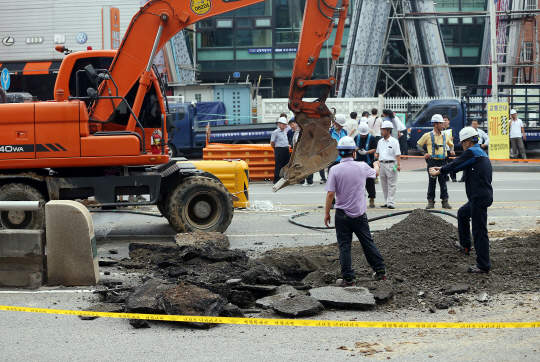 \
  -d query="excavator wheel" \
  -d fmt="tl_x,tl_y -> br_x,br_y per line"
157,199 -> 169,219
166,176 -> 233,233
0,183 -> 46,230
